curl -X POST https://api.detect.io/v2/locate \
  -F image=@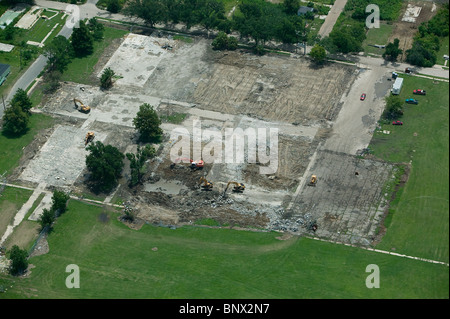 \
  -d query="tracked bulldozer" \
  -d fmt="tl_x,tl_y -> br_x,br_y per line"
74,98 -> 91,113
